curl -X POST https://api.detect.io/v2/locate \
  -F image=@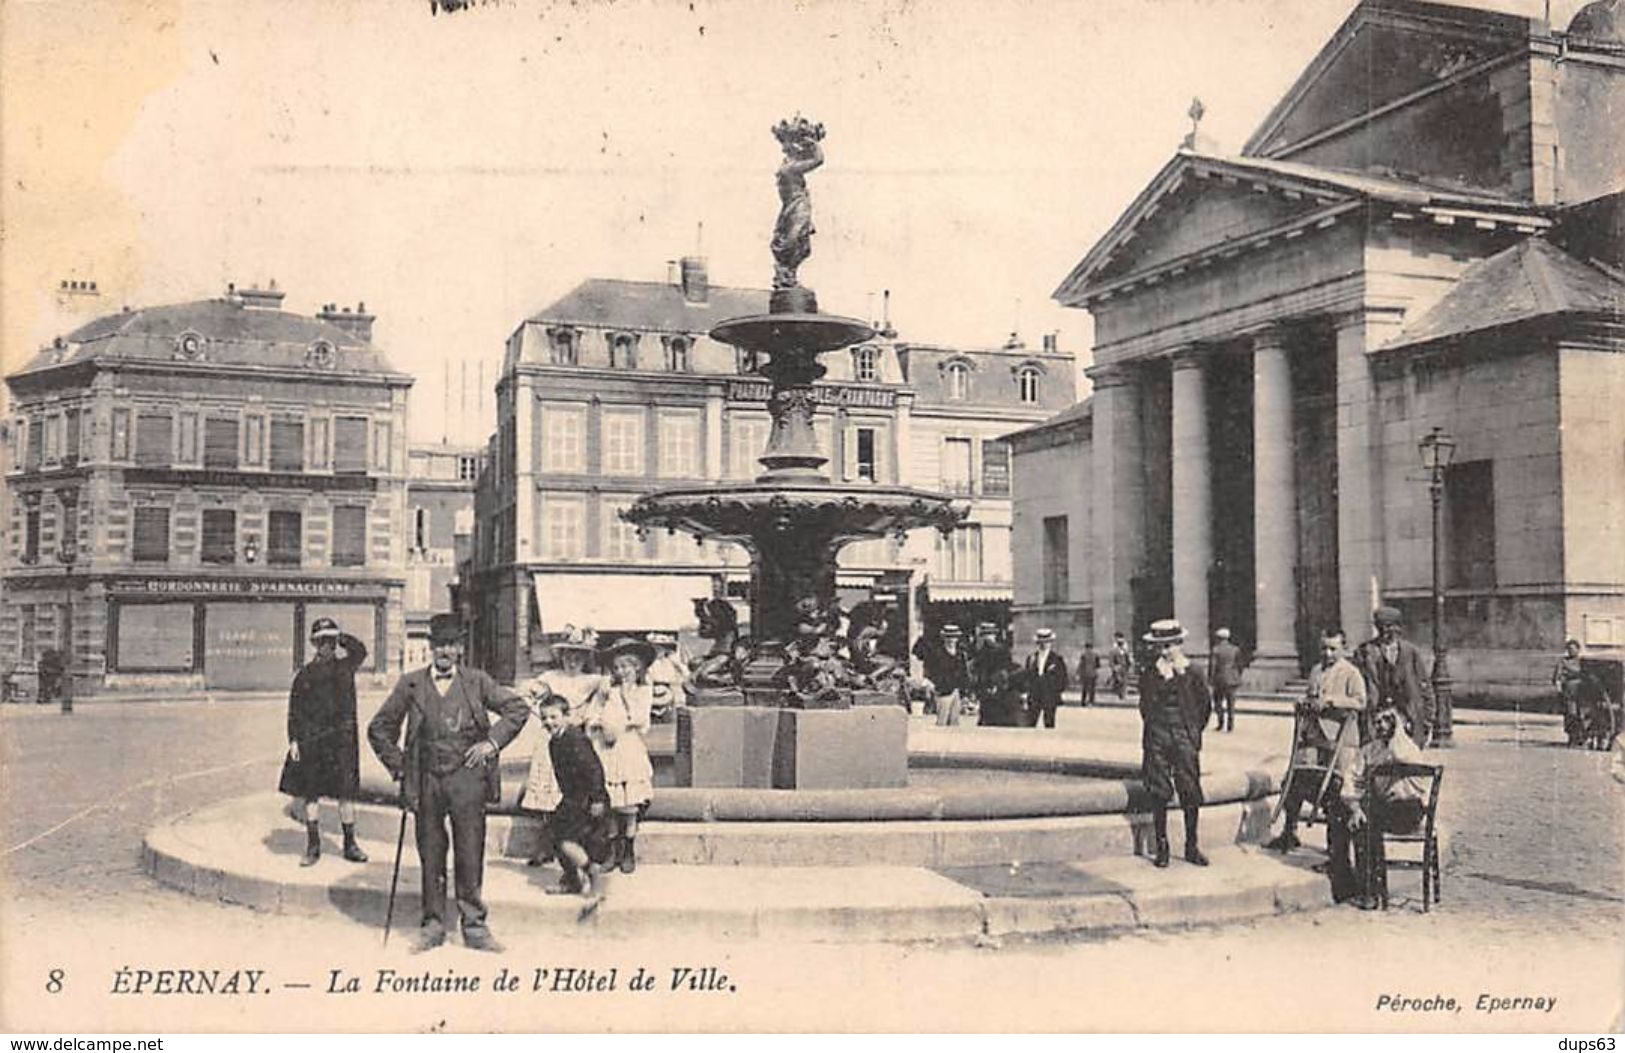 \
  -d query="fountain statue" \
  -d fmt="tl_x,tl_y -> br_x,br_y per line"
623,117 -> 964,788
